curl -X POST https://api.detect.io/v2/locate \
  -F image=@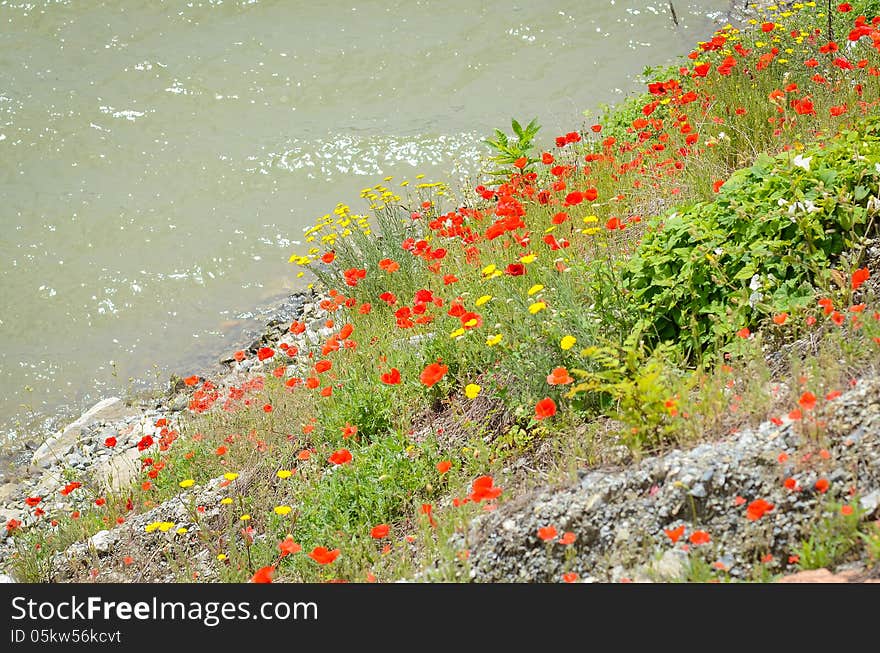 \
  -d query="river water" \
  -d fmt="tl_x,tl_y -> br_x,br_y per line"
0,0 -> 730,445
